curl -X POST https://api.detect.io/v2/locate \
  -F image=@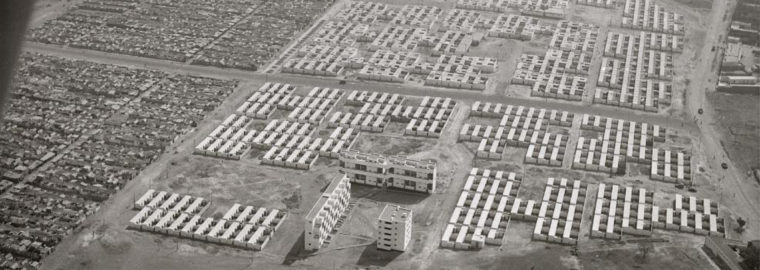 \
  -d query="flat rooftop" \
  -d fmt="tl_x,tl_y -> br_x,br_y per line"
379,204 -> 412,222
305,175 -> 349,221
